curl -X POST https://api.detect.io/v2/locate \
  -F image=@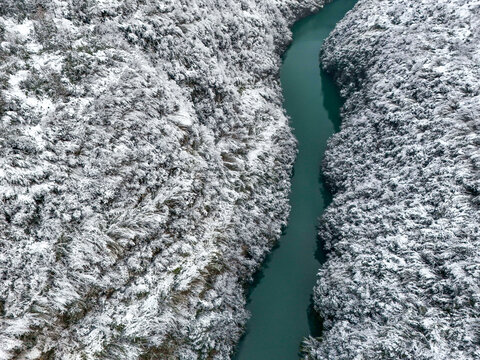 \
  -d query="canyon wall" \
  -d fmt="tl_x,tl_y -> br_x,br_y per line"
0,1 -> 322,359
306,0 -> 480,358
